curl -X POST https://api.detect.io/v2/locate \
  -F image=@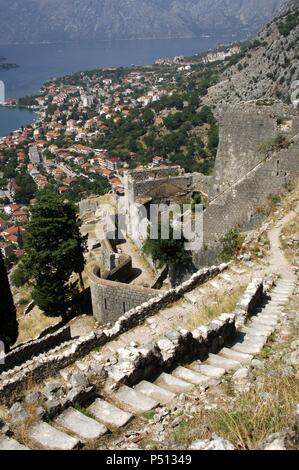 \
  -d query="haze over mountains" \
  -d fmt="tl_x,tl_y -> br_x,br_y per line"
0,0 -> 288,44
